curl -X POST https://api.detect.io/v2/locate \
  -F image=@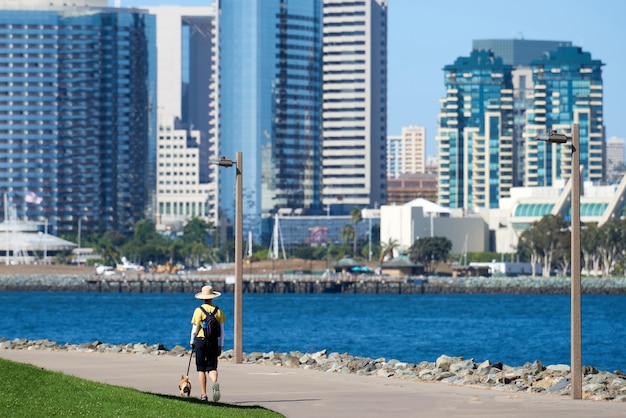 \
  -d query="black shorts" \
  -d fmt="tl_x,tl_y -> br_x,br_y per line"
194,337 -> 218,372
